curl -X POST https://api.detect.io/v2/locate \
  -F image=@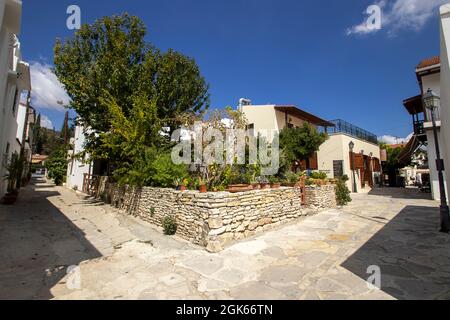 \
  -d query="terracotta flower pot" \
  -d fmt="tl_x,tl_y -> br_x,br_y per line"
228,184 -> 252,193
251,183 -> 261,190
199,185 -> 207,193
260,183 -> 270,190
180,185 -> 187,192
270,183 -> 281,189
